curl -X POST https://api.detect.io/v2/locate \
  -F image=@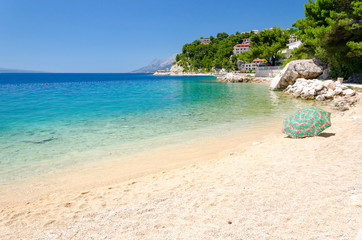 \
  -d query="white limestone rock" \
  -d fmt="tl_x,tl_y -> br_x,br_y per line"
270,59 -> 324,90
323,80 -> 334,88
341,85 -> 348,90
325,89 -> 335,99
309,88 -> 316,96
334,87 -> 343,95
343,88 -> 356,97
317,88 -> 327,95
315,84 -> 324,91
312,80 -> 324,91
283,78 -> 357,107
217,72 -> 255,83
316,95 -> 325,101
169,64 -> 184,74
